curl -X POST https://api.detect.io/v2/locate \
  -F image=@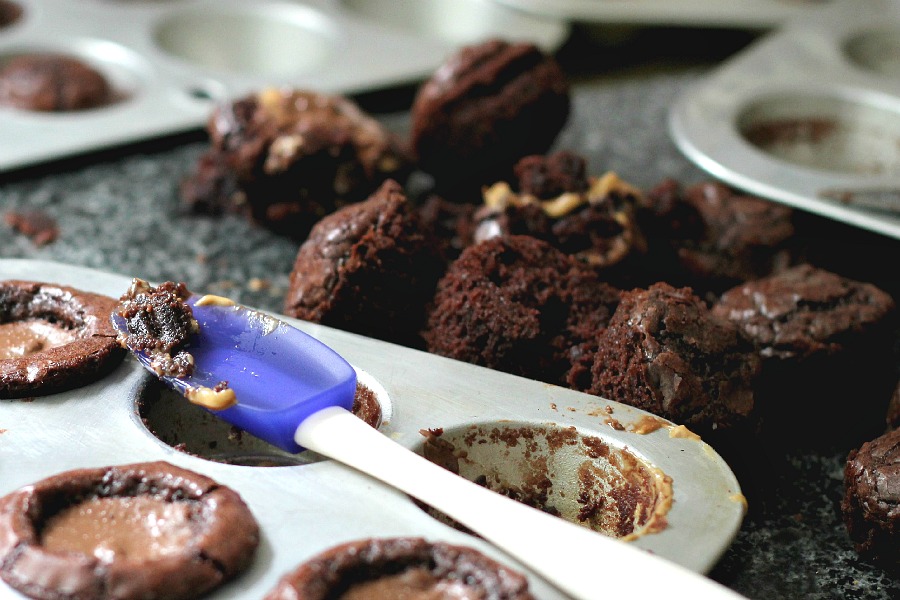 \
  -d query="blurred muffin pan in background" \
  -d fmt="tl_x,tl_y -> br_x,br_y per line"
0,0 -> 567,172
669,0 -> 900,240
